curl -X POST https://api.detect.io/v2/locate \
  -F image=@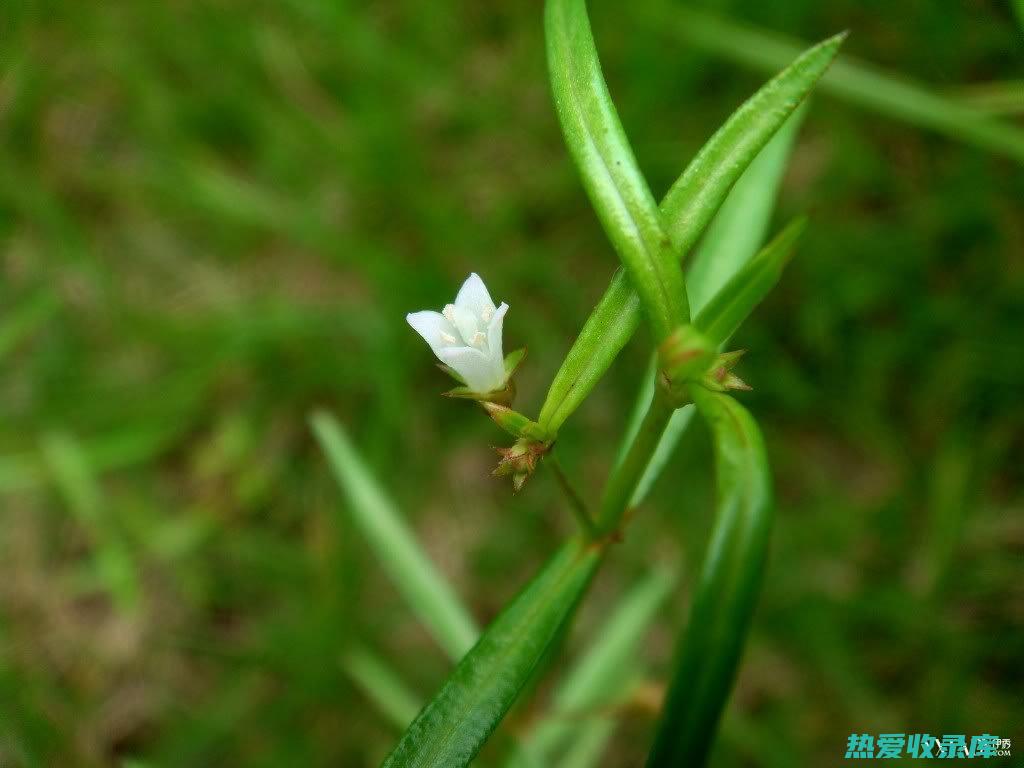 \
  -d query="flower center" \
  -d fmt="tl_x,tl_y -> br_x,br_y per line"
443,303 -> 491,349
